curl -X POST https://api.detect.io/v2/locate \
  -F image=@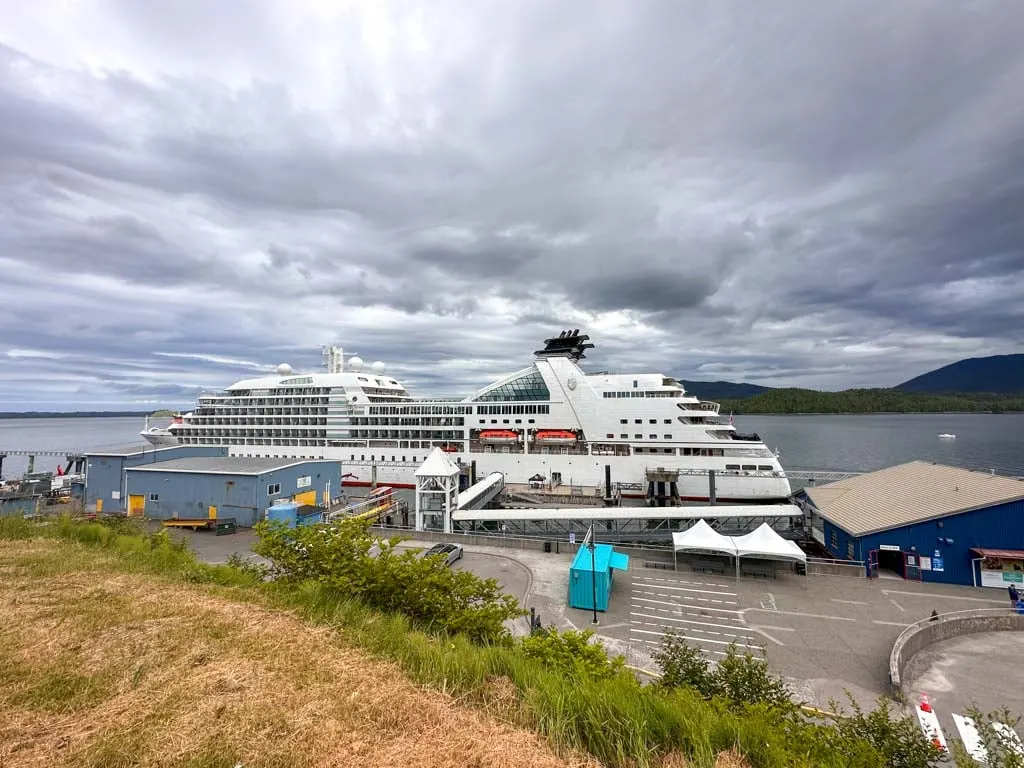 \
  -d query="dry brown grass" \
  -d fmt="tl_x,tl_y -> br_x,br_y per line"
0,540 -> 596,768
